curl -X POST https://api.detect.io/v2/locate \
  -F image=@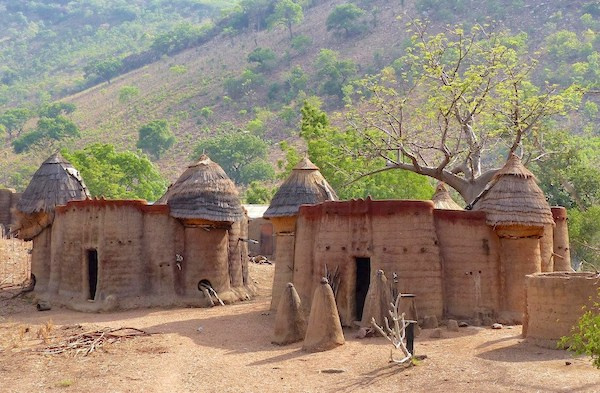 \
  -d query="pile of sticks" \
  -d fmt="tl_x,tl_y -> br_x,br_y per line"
40,327 -> 150,356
